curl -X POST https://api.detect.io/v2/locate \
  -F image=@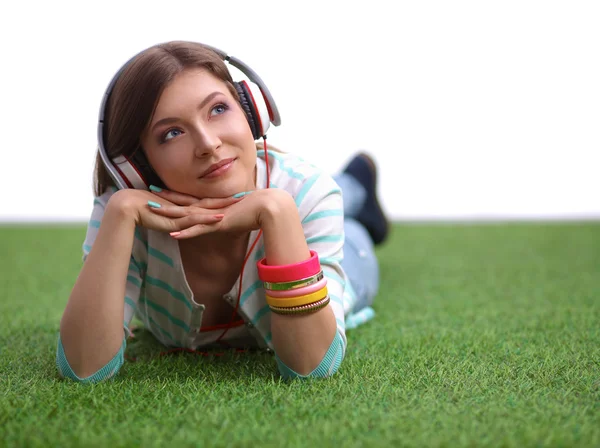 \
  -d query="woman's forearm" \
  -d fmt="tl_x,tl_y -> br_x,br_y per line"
59,199 -> 136,378
259,190 -> 337,375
